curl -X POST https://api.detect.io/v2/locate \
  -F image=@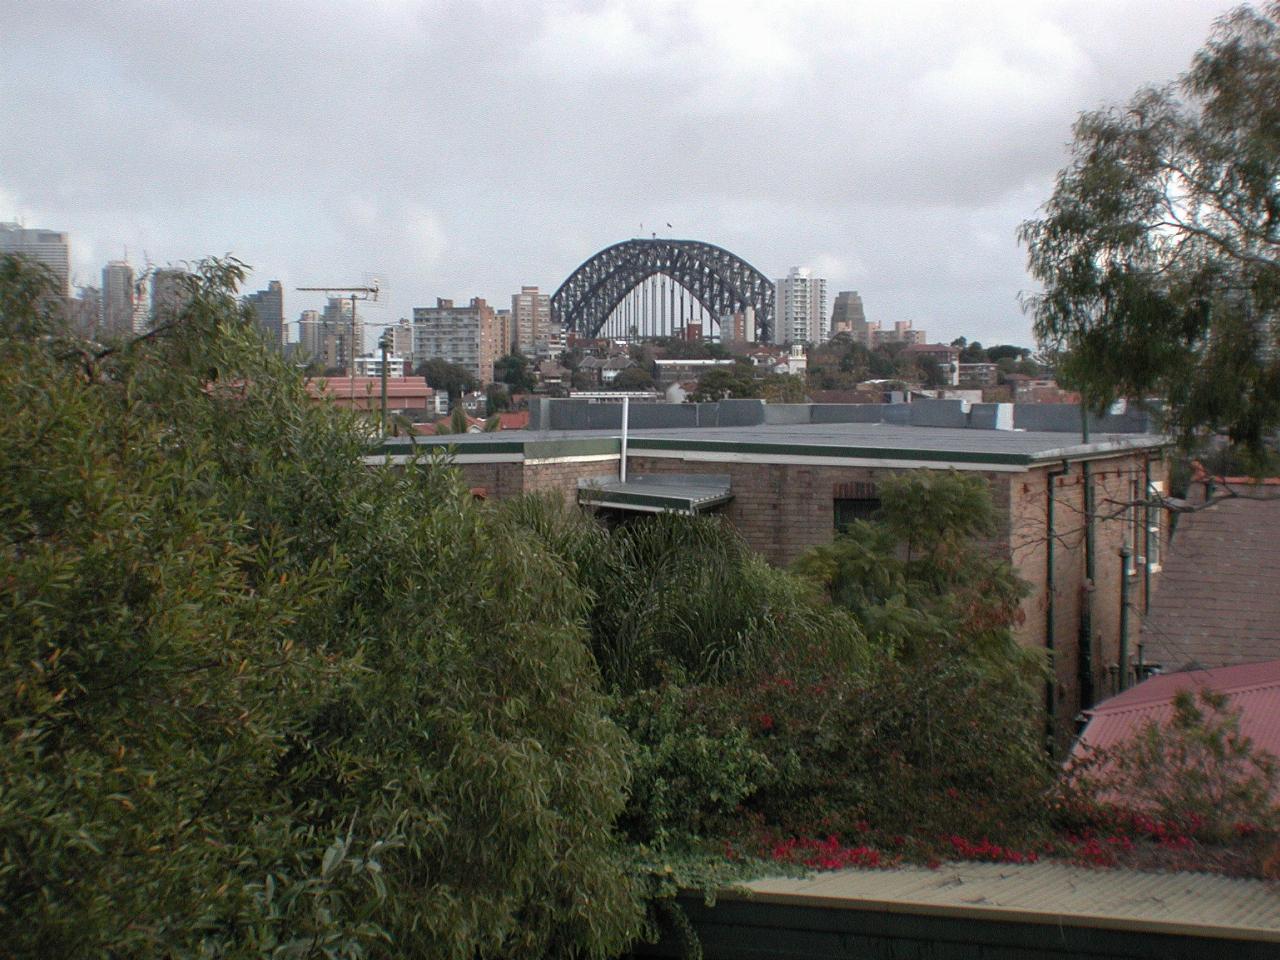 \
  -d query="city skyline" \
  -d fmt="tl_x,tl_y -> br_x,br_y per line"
1,0 -> 1245,346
